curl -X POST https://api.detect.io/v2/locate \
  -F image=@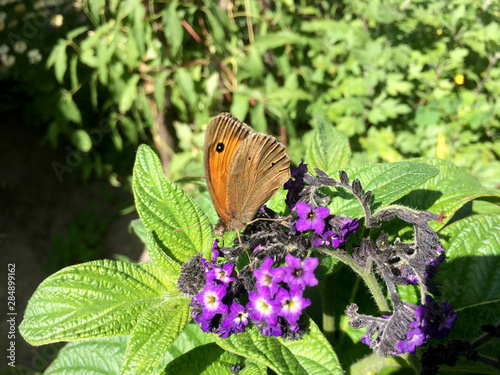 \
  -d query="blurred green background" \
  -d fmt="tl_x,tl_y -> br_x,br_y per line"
1,0 -> 499,371
2,0 -> 499,189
